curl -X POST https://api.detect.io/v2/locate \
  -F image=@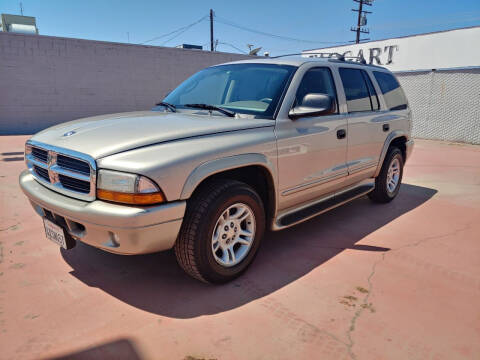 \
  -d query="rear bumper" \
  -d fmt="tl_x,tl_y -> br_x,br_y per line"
19,170 -> 186,254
